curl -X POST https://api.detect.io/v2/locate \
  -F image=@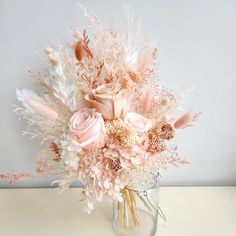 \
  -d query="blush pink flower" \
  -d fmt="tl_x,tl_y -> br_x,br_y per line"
85,83 -> 129,120
124,112 -> 152,133
77,150 -> 126,213
104,143 -> 148,169
69,108 -> 106,148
